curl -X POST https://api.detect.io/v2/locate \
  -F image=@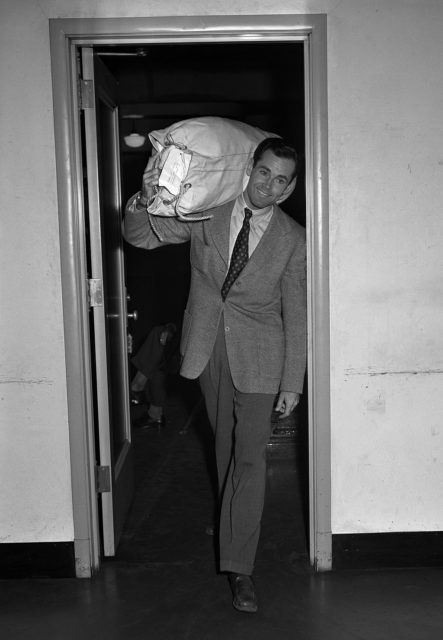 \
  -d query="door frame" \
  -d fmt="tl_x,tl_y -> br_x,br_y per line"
49,14 -> 331,576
